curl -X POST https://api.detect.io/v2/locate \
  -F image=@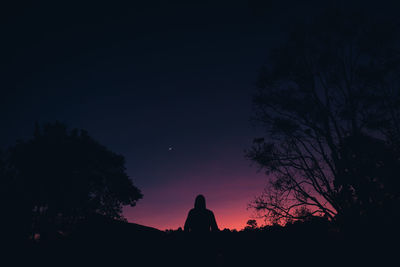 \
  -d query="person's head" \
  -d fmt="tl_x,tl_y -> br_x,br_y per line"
194,194 -> 206,210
